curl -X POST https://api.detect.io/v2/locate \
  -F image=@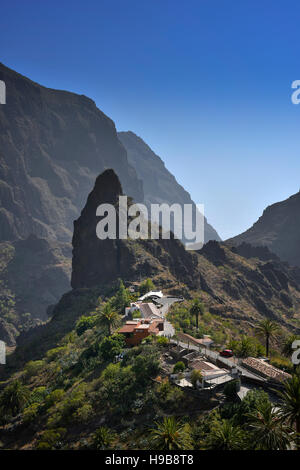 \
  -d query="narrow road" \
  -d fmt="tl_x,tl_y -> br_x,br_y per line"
154,296 -> 182,337
173,339 -> 267,382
